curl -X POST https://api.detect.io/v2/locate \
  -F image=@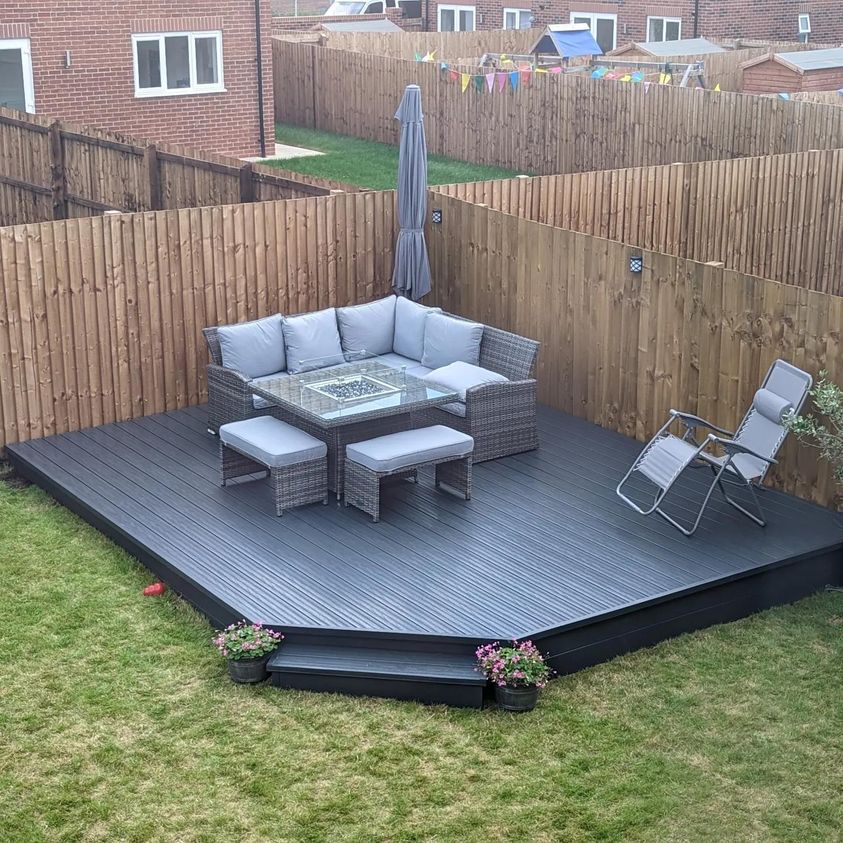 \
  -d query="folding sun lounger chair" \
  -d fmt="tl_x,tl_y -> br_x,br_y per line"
616,360 -> 812,536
